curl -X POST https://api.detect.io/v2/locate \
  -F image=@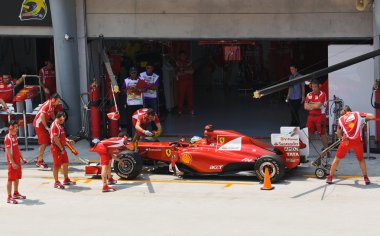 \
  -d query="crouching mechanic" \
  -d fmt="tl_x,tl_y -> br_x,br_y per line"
131,108 -> 162,143
90,134 -> 131,192
327,106 -> 375,185
5,120 -> 27,204
50,112 -> 76,189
